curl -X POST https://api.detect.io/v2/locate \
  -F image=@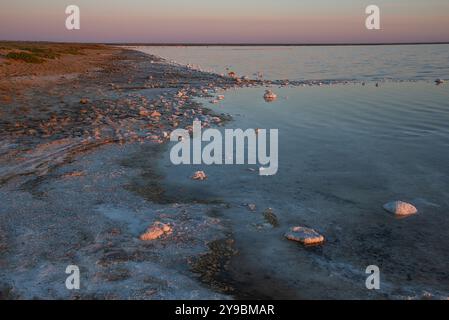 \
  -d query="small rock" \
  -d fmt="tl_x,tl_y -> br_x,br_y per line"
263,90 -> 277,102
62,171 -> 85,178
383,201 -> 417,216
139,108 -> 150,117
139,222 -> 172,241
150,111 -> 161,118
285,226 -> 324,245
192,171 -> 207,180
263,208 -> 279,227
248,204 -> 256,212
211,117 -> 221,124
